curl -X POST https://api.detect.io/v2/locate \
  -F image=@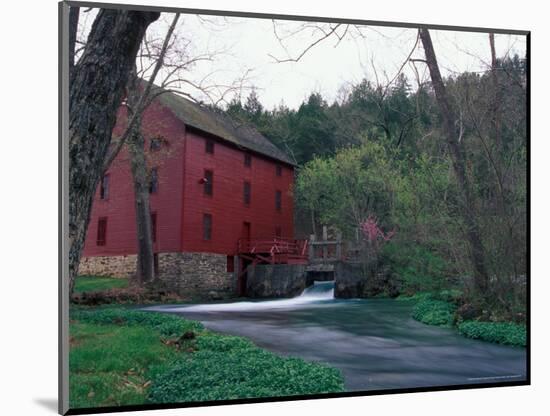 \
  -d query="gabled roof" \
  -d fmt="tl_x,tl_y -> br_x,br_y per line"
155,89 -> 296,167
